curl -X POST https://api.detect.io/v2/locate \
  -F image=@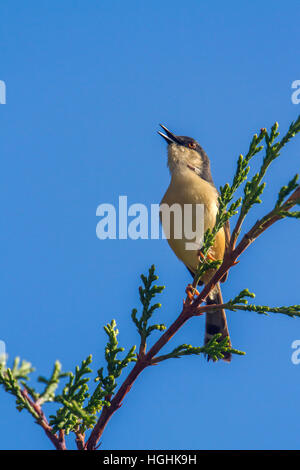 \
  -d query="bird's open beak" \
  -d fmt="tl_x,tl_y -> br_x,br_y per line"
158,124 -> 181,145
